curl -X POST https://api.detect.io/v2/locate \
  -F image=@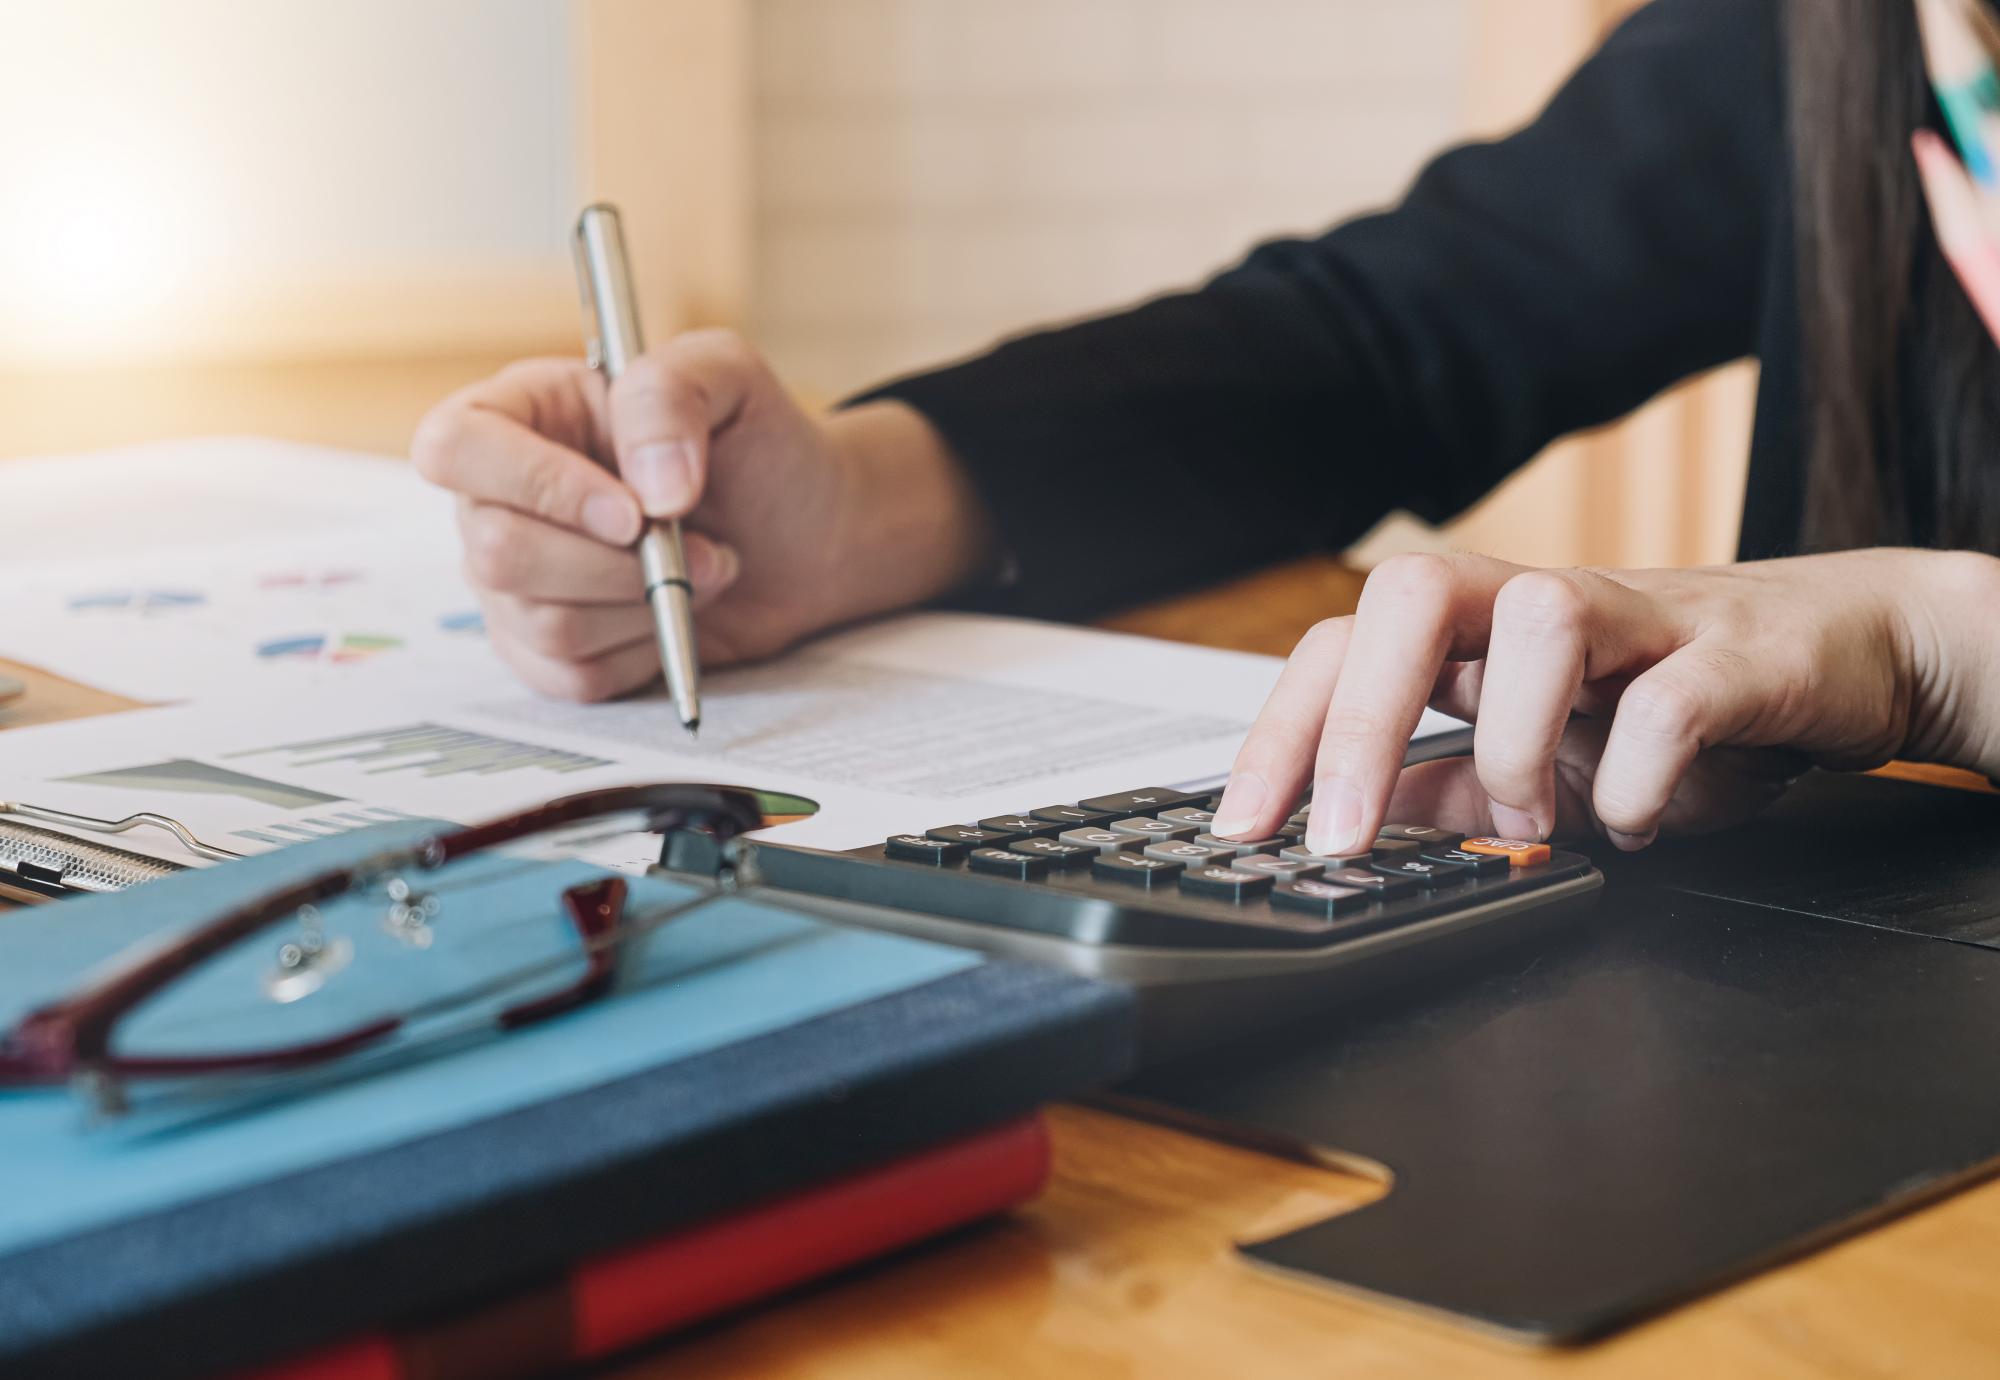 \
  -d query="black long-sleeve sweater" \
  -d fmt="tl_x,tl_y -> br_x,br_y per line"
861,0 -> 1816,622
